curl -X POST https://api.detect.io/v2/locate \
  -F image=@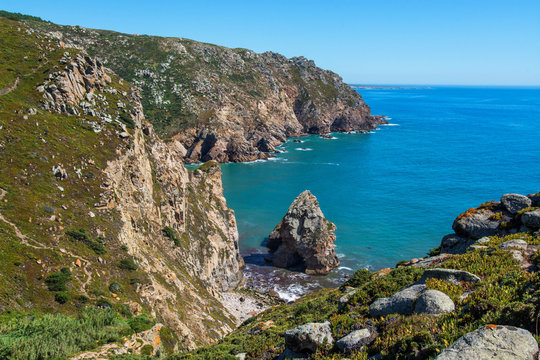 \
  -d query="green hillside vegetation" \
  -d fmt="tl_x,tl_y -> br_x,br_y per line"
172,232 -> 539,360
